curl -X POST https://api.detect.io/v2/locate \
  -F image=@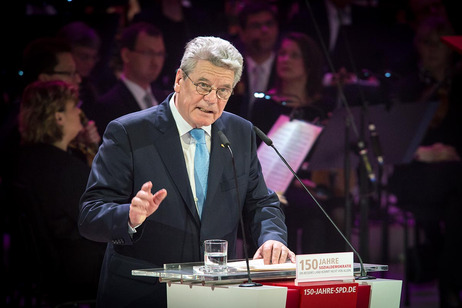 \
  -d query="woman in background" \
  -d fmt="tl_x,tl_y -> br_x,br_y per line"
251,32 -> 349,255
9,80 -> 105,306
